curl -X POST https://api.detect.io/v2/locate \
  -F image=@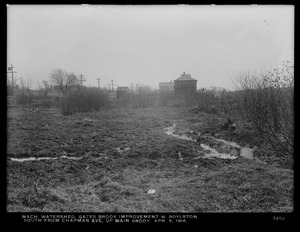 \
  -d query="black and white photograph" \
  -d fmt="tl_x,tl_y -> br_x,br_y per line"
6,4 -> 294,222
